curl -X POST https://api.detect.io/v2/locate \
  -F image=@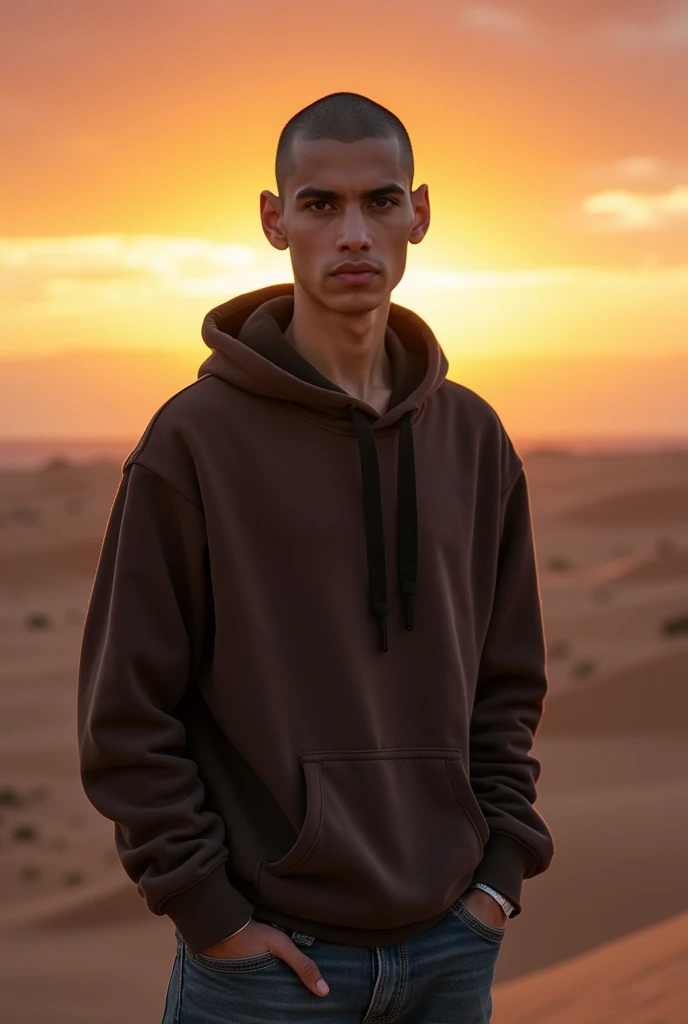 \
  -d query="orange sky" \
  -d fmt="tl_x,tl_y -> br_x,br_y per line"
2,1 -> 688,440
